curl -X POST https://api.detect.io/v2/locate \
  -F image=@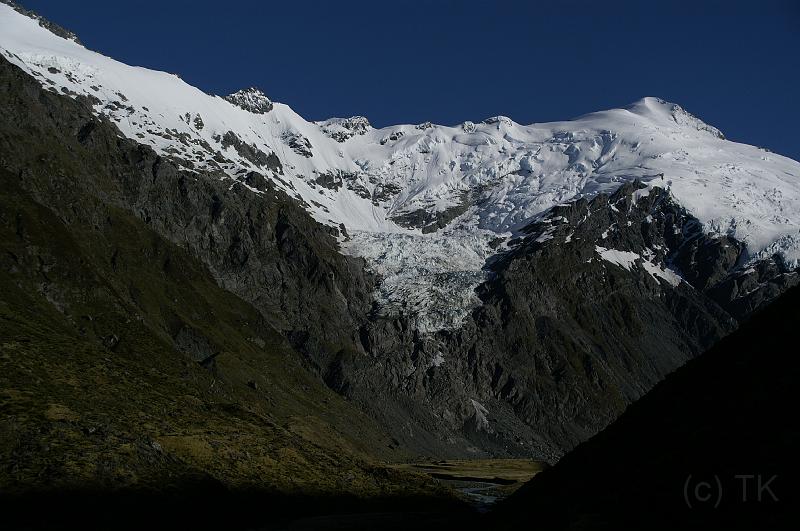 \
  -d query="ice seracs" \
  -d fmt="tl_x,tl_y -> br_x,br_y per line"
2,2 -> 800,332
